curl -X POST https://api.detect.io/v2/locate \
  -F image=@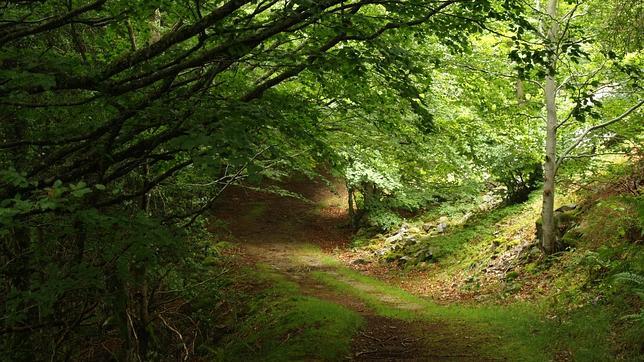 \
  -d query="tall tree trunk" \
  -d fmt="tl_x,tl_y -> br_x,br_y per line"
347,183 -> 355,227
541,0 -> 559,254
